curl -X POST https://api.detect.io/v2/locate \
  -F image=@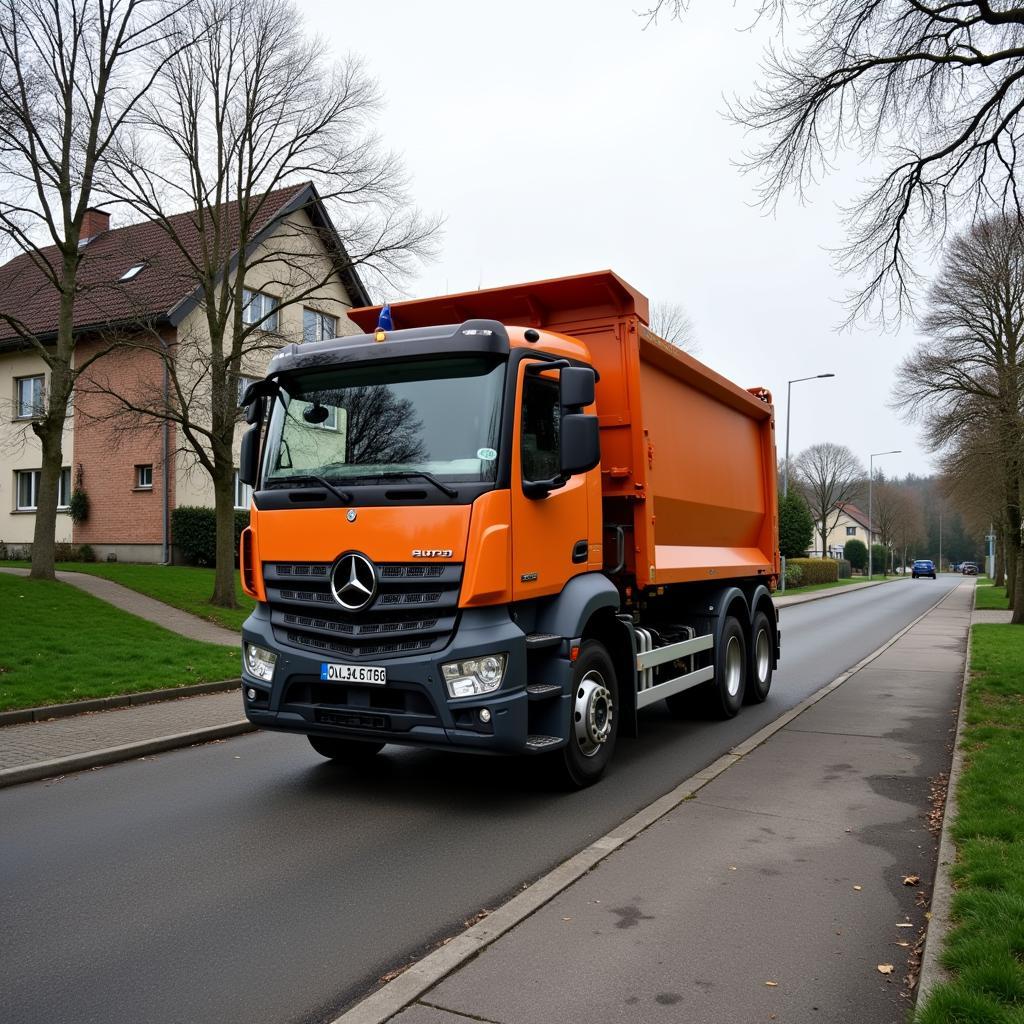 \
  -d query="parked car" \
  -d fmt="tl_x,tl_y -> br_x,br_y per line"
912,559 -> 937,579
961,562 -> 979,576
